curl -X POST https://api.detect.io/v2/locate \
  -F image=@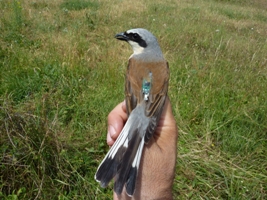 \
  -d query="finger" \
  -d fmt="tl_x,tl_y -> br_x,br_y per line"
107,100 -> 128,146
155,97 -> 178,147
158,97 -> 176,128
121,99 -> 127,113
